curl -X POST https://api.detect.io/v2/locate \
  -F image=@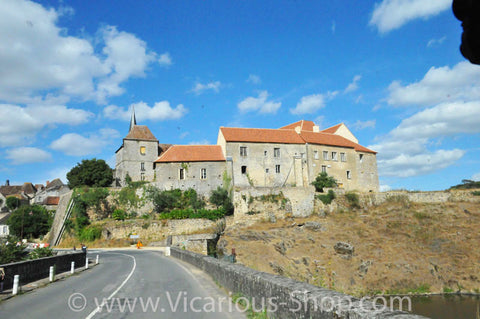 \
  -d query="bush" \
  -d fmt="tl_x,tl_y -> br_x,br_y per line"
79,225 -> 102,242
311,172 -> 337,192
7,205 -> 53,239
149,188 -> 206,213
29,247 -> 54,259
316,190 -> 336,205
0,237 -> 28,263
112,208 -> 126,221
159,207 -> 228,221
345,192 -> 360,208
472,191 -> 480,196
209,187 -> 234,215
